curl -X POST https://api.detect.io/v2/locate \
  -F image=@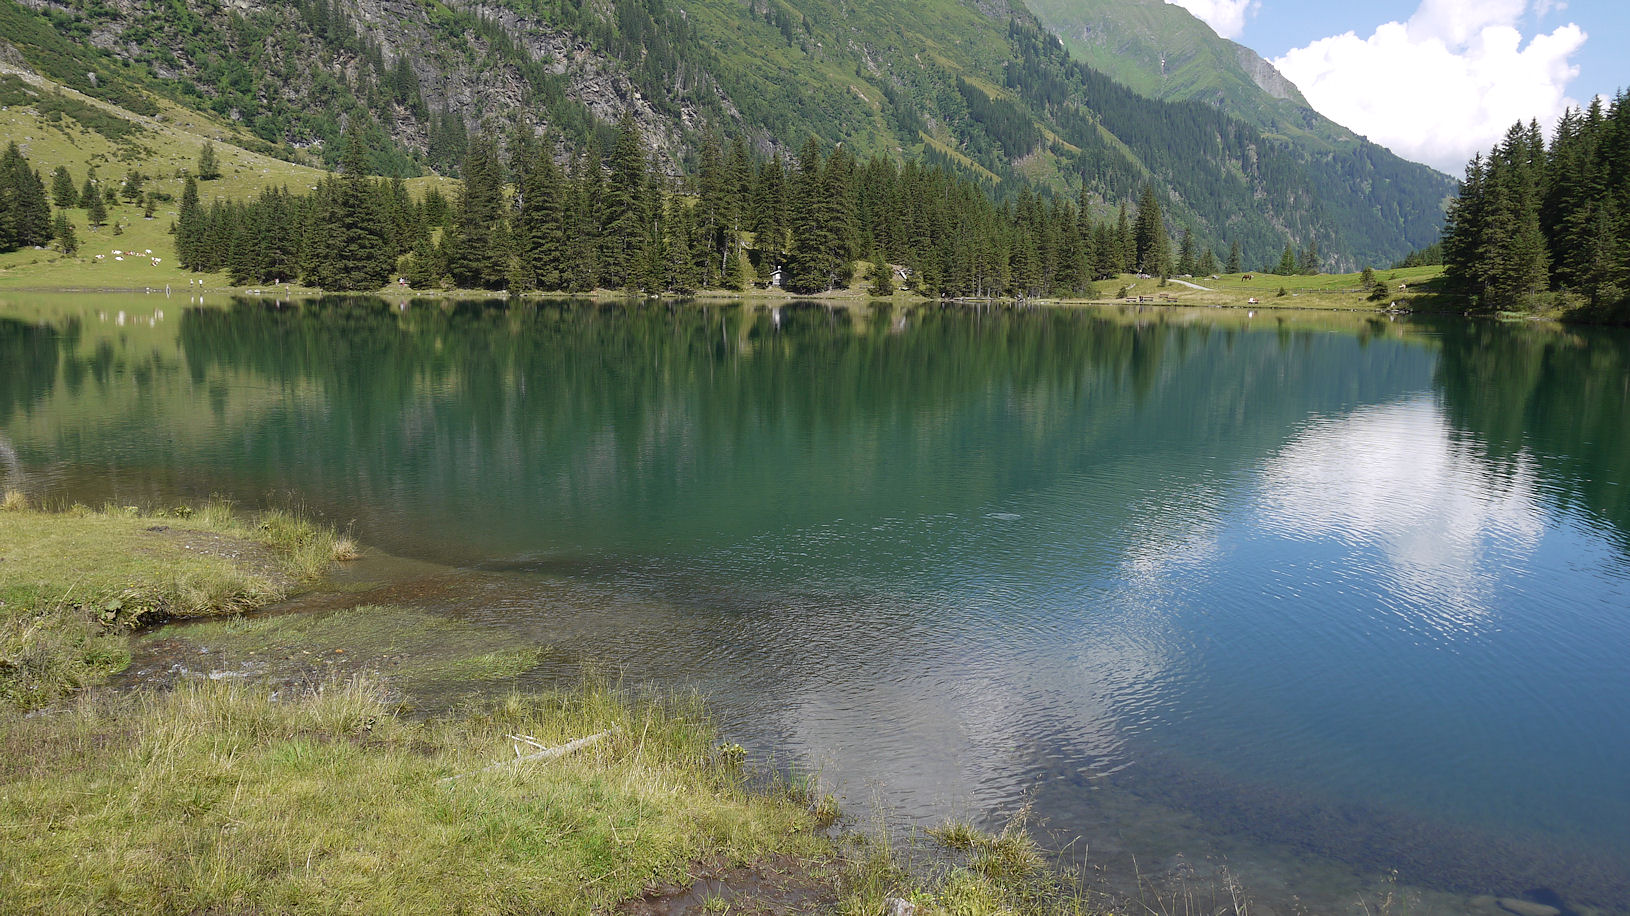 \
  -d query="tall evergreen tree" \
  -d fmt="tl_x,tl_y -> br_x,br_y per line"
599,110 -> 648,289
50,166 -> 77,209
303,135 -> 392,290
1132,184 -> 1169,276
445,135 -> 507,289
